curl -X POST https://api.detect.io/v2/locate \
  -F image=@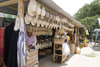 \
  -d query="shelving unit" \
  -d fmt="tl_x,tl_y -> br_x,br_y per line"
53,39 -> 67,63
